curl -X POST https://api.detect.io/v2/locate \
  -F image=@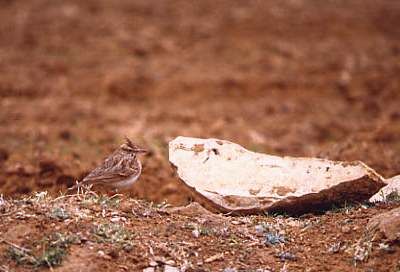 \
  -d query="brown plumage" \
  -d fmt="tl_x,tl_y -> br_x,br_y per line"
71,138 -> 147,190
